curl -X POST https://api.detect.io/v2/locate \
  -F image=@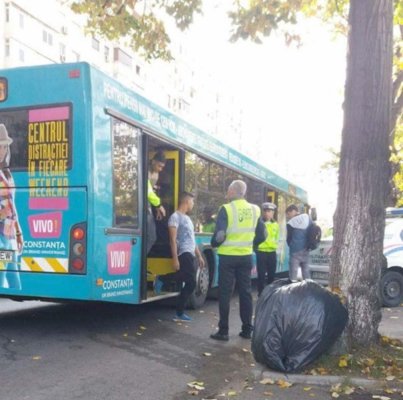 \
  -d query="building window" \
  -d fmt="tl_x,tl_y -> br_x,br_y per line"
60,43 -> 66,62
113,48 -> 132,67
42,30 -> 53,46
92,37 -> 100,51
19,13 -> 24,28
5,39 -> 10,57
5,3 -> 9,22
18,49 -> 24,62
104,45 -> 109,62
112,118 -> 140,229
135,65 -> 141,75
